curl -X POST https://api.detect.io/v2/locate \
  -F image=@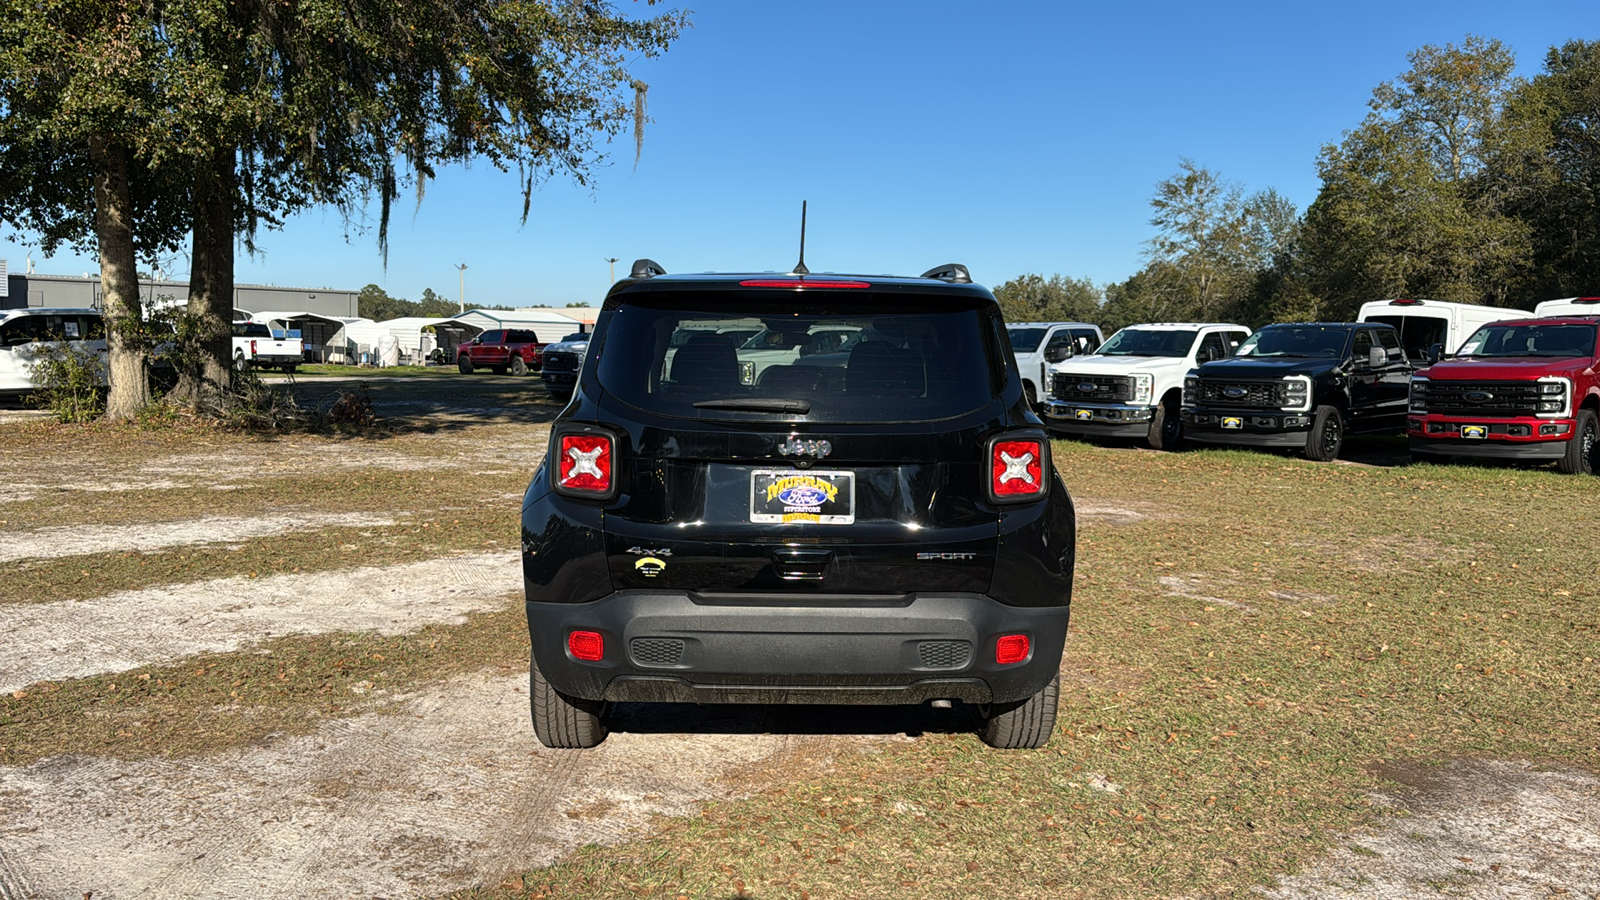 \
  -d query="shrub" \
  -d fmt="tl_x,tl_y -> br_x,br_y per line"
25,341 -> 107,423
